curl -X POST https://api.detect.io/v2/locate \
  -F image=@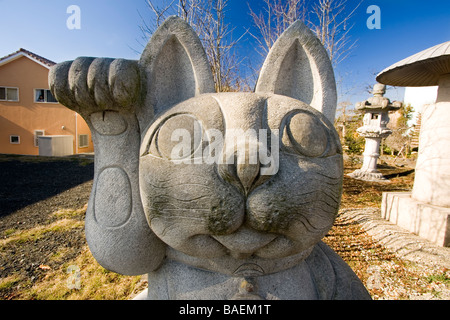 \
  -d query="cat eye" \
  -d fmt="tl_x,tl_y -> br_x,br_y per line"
147,114 -> 203,160
282,112 -> 331,158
